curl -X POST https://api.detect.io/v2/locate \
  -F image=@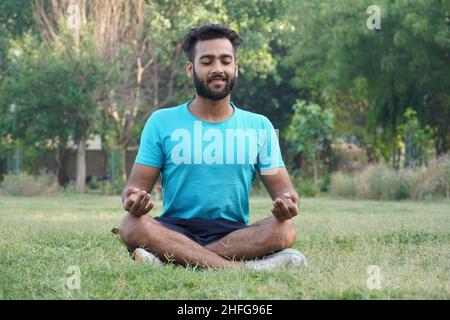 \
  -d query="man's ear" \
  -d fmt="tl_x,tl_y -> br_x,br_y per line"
186,61 -> 193,77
